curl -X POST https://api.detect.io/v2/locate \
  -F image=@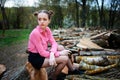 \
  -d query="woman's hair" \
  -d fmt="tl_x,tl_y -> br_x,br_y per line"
33,10 -> 54,19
